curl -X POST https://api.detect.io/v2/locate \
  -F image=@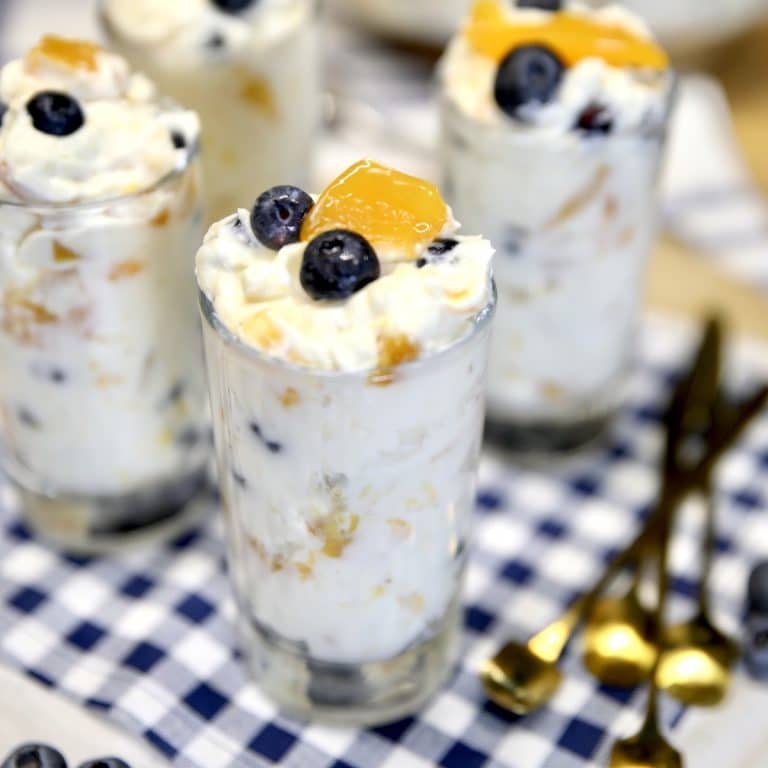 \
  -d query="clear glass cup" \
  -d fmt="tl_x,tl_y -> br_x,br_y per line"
199,287 -> 495,725
0,145 -> 209,551
100,0 -> 319,223
440,86 -> 675,453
